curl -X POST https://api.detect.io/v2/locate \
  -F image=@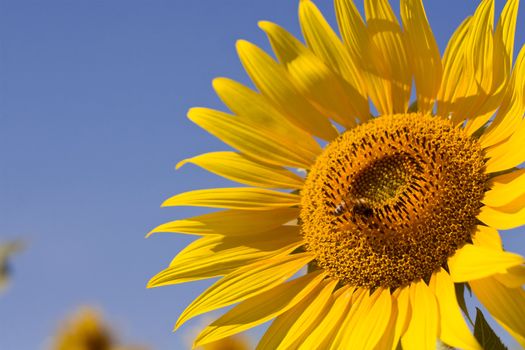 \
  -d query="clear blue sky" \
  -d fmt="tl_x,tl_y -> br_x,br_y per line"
1,1 -> 524,349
